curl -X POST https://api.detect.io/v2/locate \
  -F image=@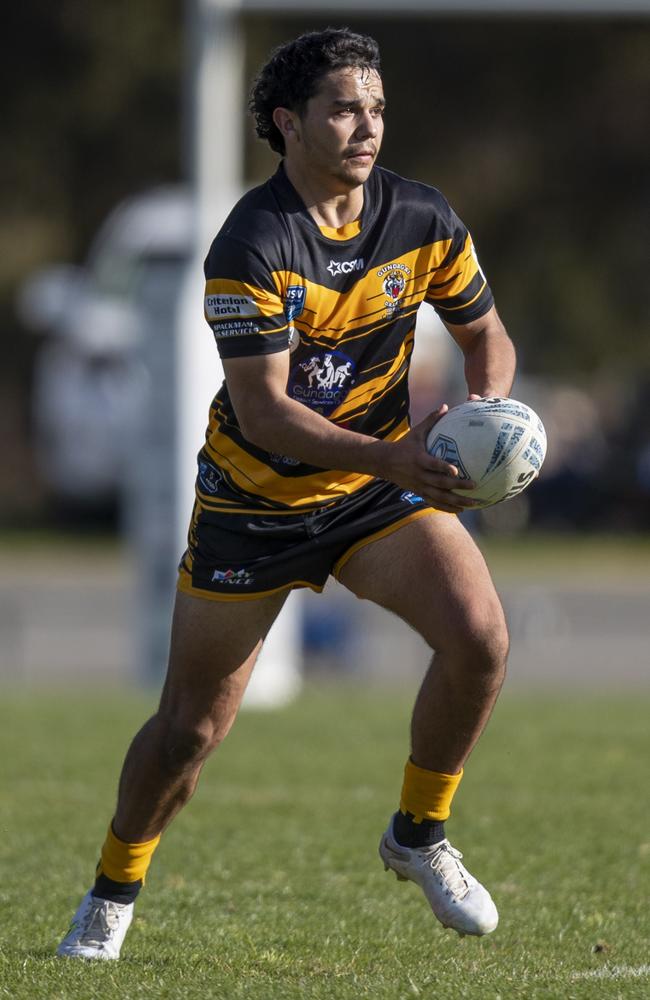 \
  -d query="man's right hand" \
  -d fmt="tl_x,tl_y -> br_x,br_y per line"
379,405 -> 479,515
